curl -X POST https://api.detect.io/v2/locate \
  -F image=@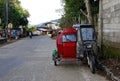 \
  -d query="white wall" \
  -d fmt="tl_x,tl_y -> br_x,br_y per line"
101,0 -> 120,48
